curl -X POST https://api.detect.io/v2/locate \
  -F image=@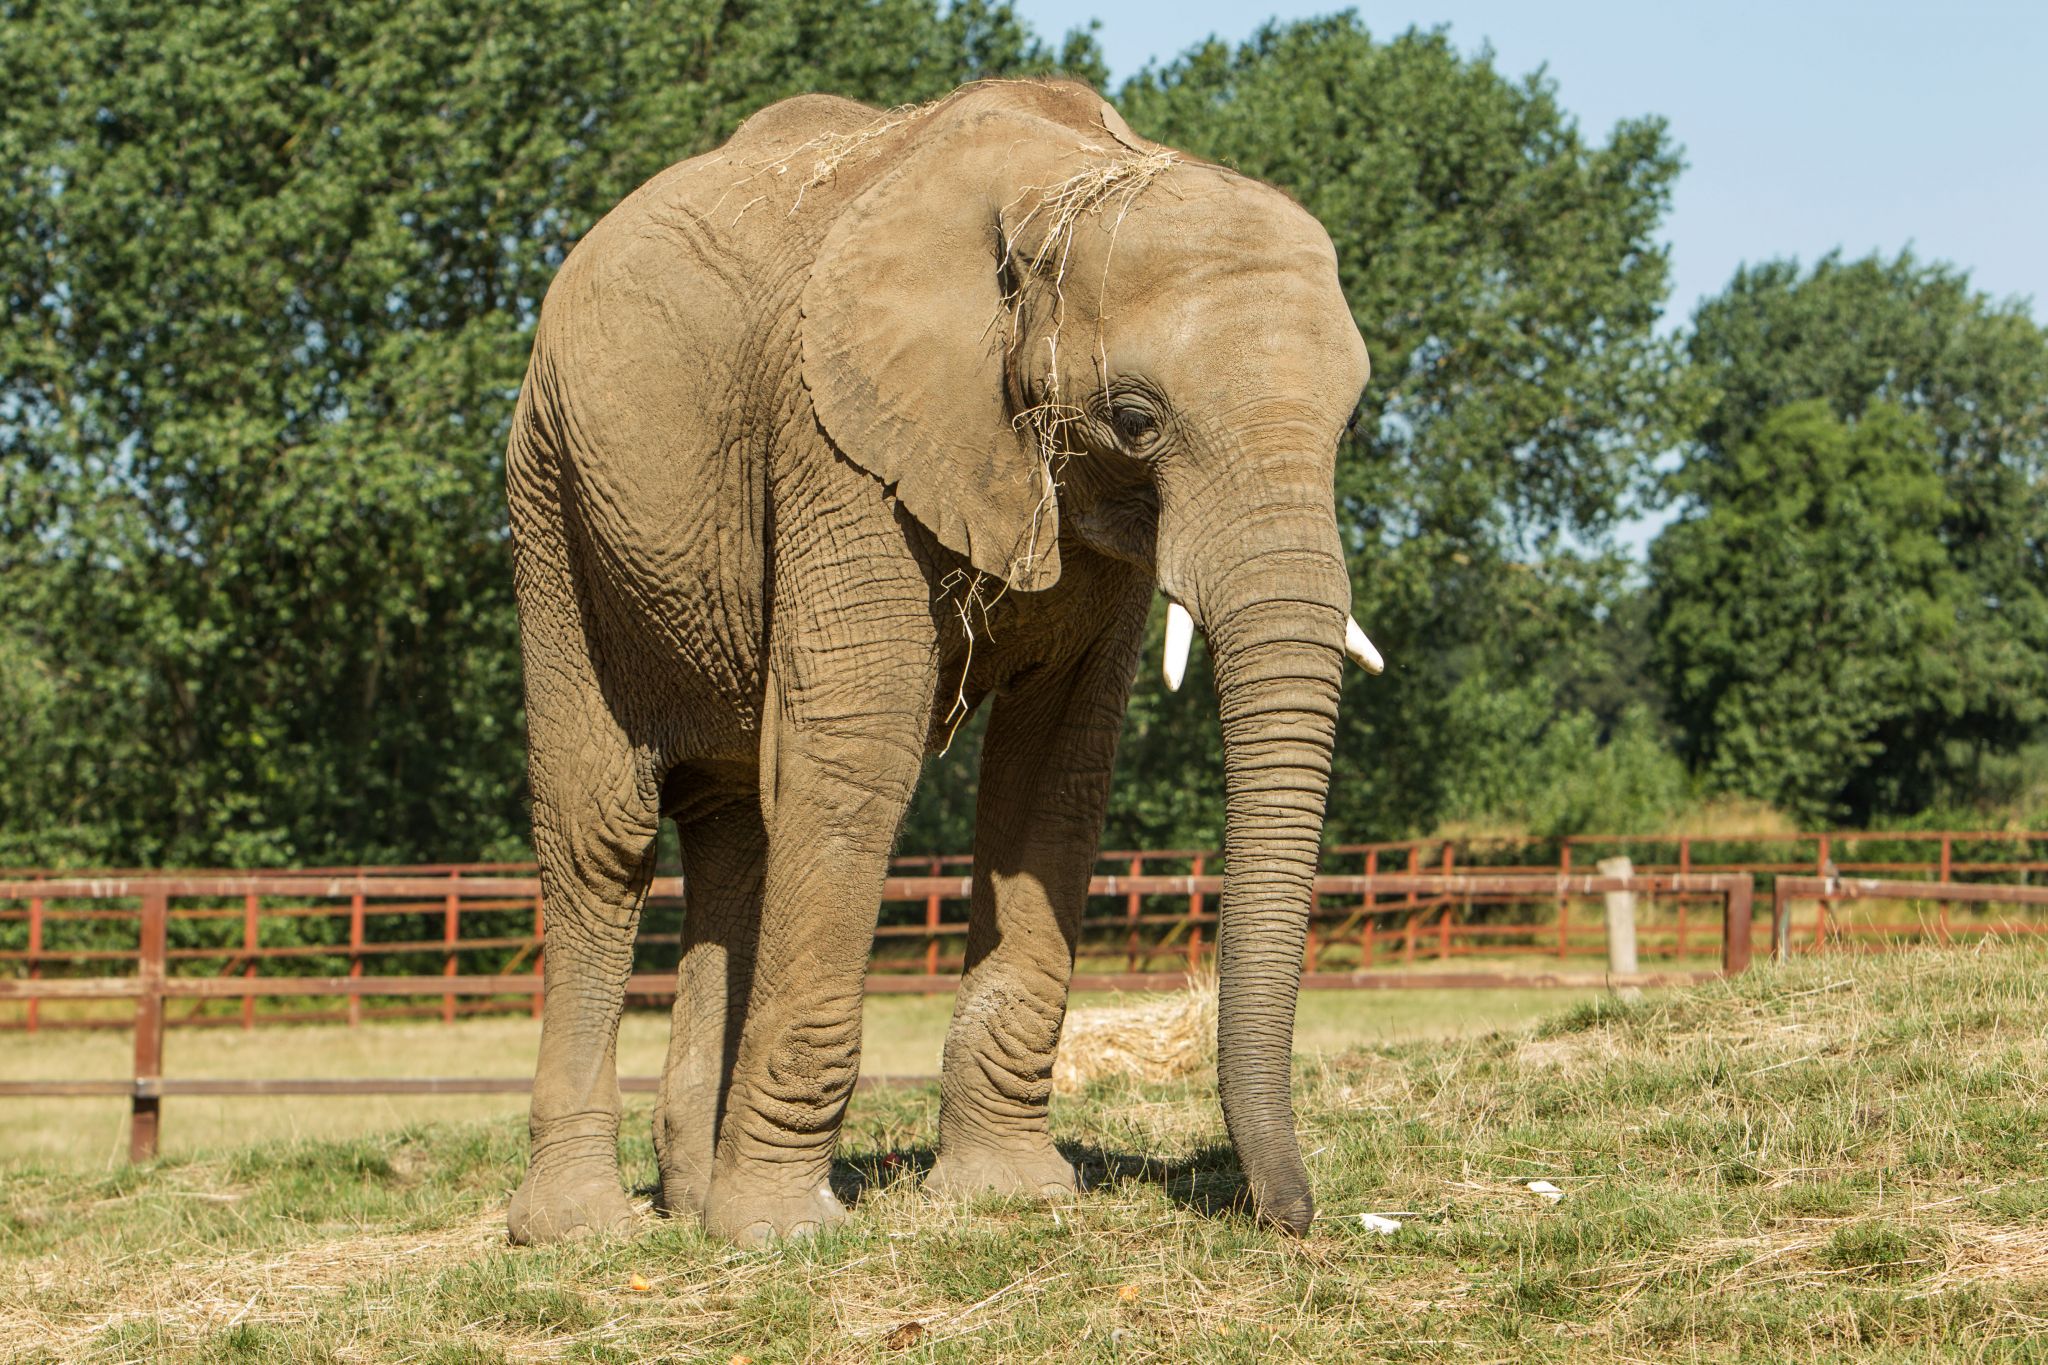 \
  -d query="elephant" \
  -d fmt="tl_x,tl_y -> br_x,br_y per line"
503,77 -> 1379,1247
